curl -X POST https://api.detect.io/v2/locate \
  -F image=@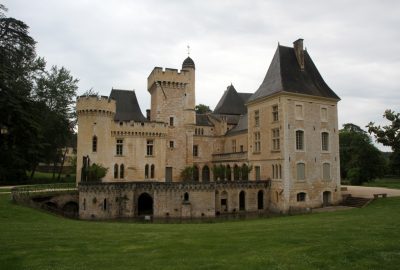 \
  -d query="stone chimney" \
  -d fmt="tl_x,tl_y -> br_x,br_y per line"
293,38 -> 305,71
